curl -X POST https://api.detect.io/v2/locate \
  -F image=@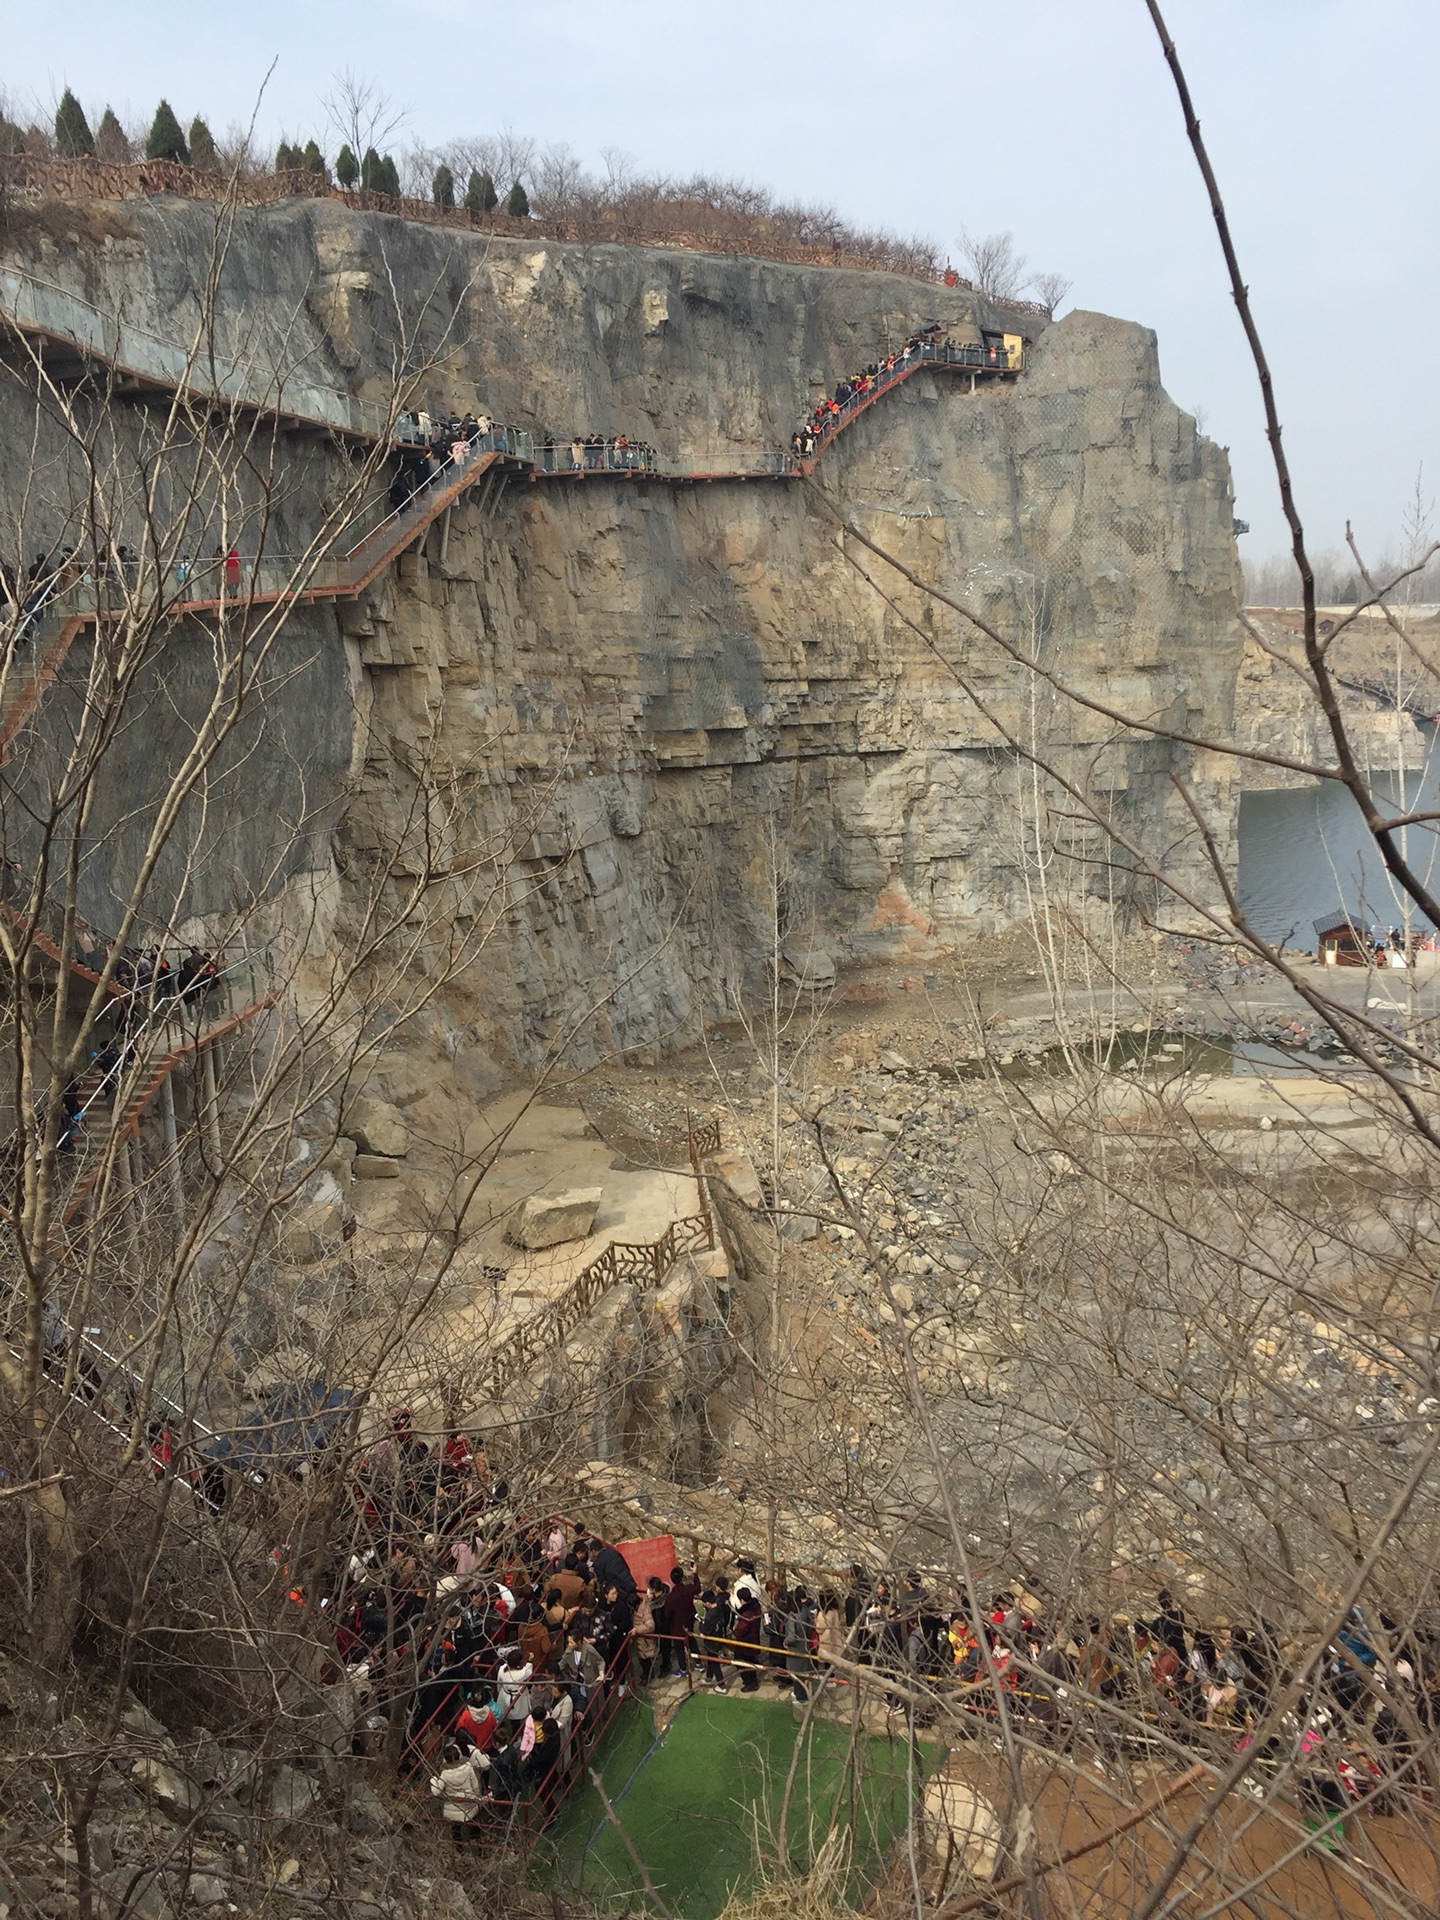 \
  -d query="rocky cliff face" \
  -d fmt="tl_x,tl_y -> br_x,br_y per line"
7,198 -> 1246,1067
